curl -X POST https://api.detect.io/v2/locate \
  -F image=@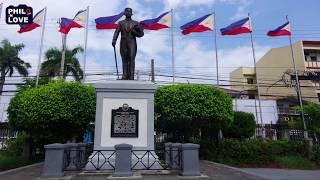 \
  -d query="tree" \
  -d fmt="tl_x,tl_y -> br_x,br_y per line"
40,46 -> 83,81
8,80 -> 96,144
155,84 -> 234,142
302,103 -> 320,138
224,111 -> 256,140
17,77 -> 50,92
0,39 -> 31,95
